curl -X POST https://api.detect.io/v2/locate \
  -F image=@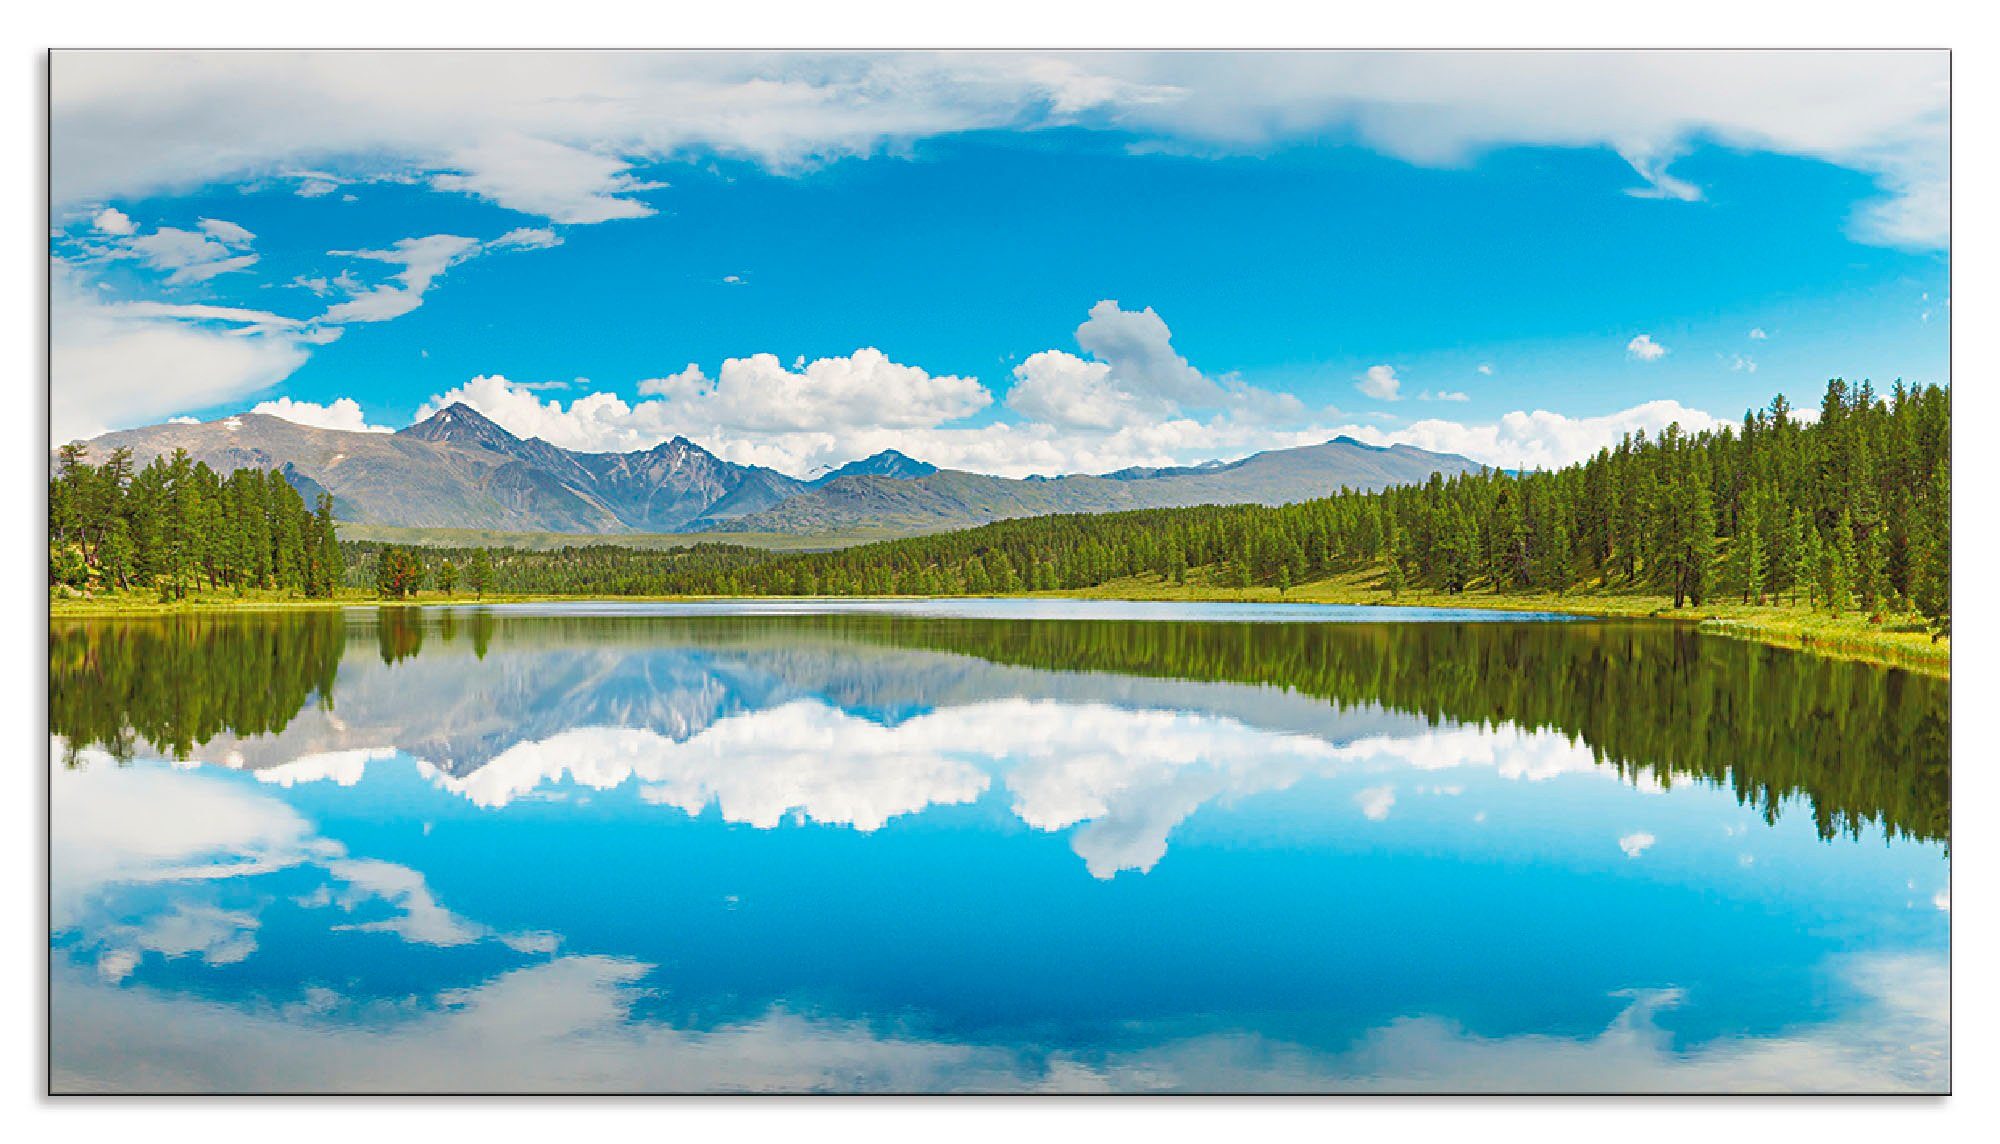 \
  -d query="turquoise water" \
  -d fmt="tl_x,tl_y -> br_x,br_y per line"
49,602 -> 1950,1093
